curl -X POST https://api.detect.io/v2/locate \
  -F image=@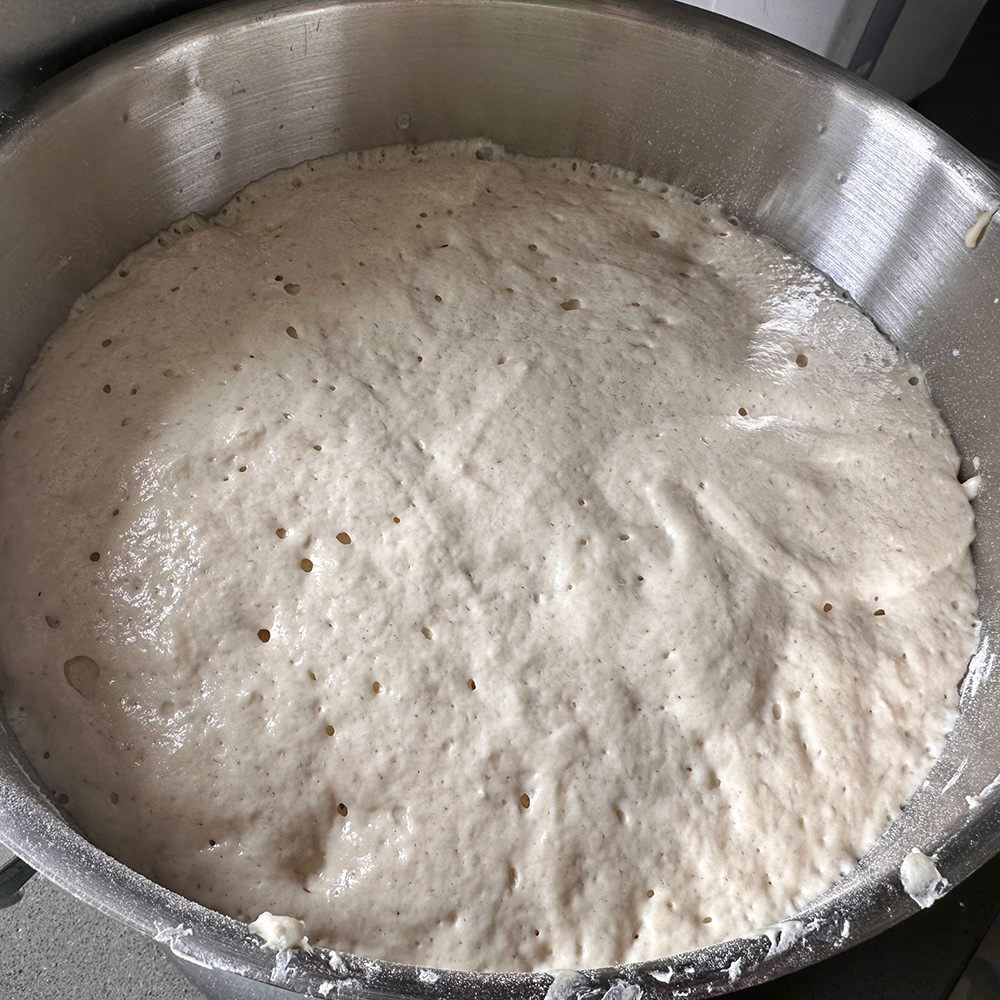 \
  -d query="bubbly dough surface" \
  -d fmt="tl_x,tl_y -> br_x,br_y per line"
0,141 -> 979,972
